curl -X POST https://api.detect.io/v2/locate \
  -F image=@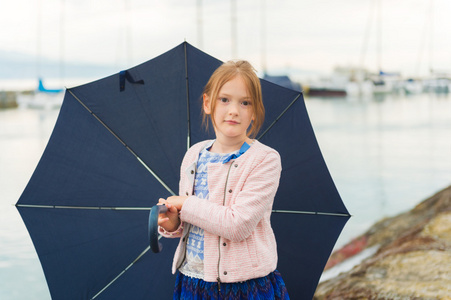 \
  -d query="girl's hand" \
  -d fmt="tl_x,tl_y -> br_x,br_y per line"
165,196 -> 188,211
157,198 -> 180,232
